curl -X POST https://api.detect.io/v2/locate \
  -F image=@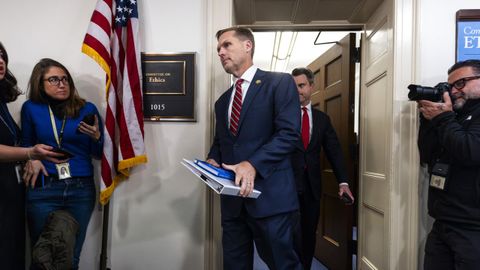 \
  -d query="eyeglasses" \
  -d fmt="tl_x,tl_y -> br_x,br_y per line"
44,76 -> 69,86
450,75 -> 480,90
